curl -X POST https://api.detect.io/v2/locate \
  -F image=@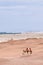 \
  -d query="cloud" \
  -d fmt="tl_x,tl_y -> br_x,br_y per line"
0,0 -> 43,7
0,0 -> 43,2
0,5 -> 27,15
0,0 -> 43,16
0,5 -> 27,9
